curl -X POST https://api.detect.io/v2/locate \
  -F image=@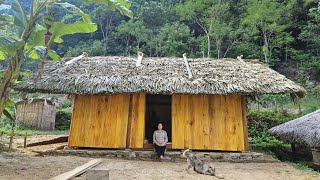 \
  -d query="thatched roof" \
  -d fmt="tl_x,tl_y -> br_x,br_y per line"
15,56 -> 306,97
268,110 -> 320,148
16,98 -> 56,106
